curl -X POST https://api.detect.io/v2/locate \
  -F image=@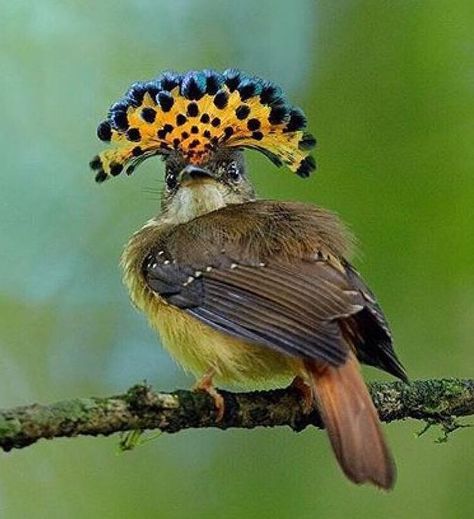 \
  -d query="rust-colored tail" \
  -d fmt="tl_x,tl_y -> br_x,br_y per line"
306,352 -> 396,490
